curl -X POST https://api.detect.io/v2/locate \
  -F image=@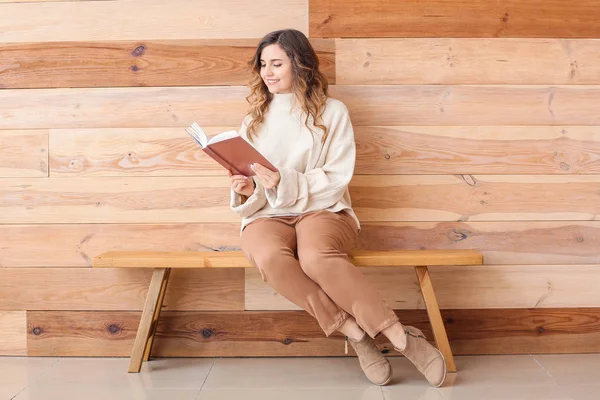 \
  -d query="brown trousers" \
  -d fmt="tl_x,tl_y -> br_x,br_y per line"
241,210 -> 399,338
